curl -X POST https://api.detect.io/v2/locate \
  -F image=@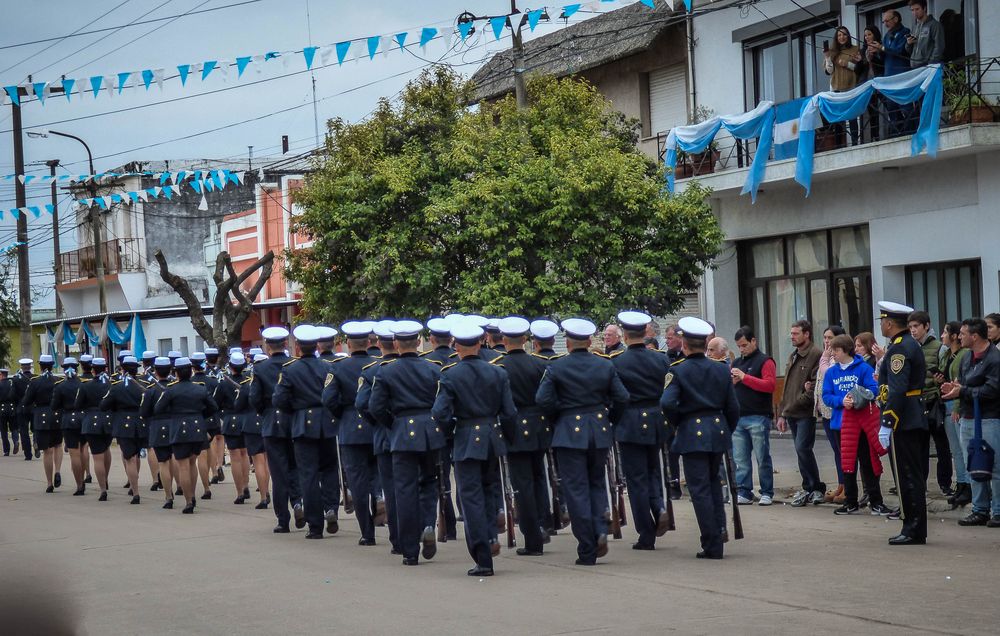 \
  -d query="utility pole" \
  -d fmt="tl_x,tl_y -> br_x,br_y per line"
46,159 -> 62,318
10,97 -> 32,360
510,1 -> 528,110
